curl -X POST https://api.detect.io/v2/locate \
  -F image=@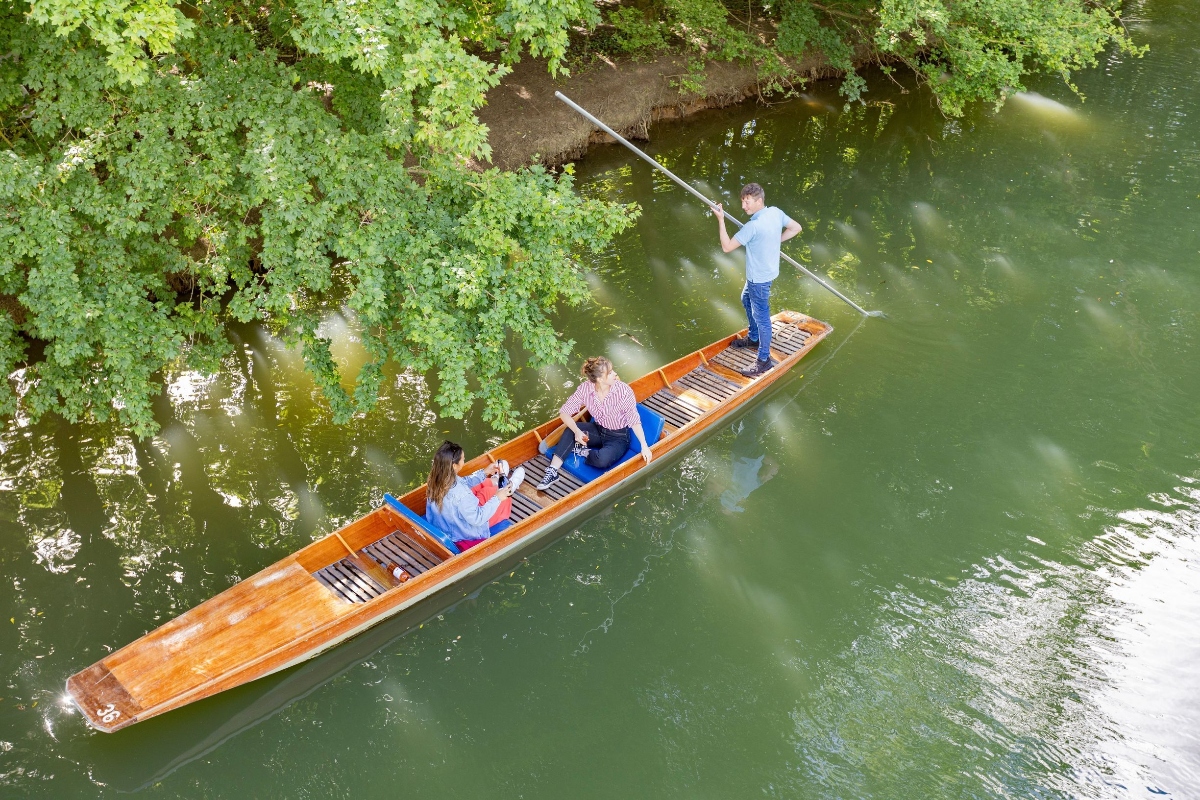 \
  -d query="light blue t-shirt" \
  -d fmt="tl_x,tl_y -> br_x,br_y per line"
733,206 -> 795,283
